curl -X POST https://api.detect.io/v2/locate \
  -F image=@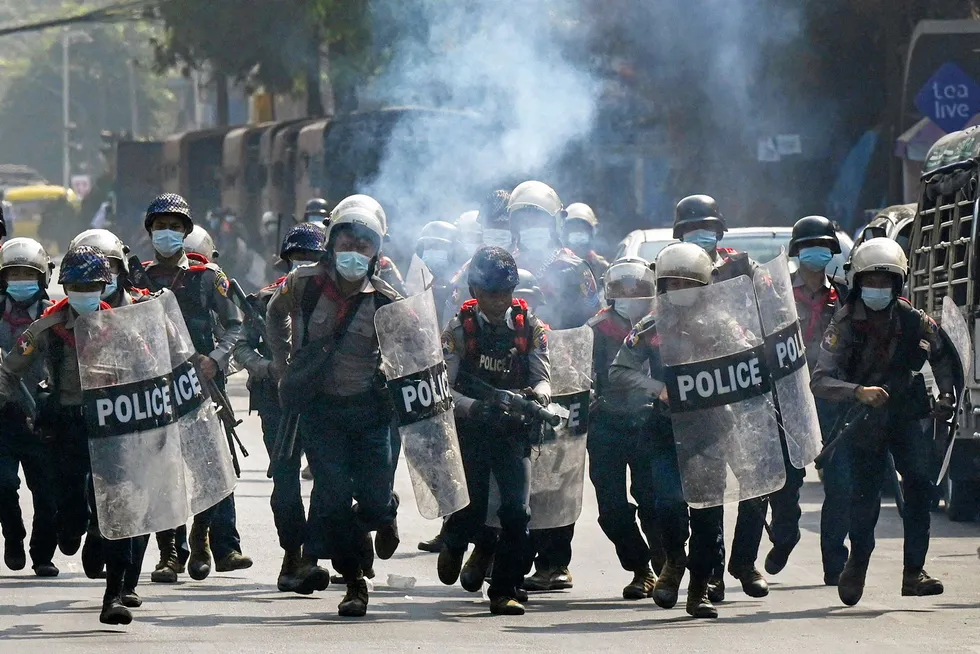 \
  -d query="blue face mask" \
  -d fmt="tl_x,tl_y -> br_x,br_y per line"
682,228 -> 719,253
152,229 -> 184,257
335,250 -> 371,282
6,280 -> 39,303
798,246 -> 833,272
67,290 -> 102,314
421,249 -> 450,274
861,287 -> 894,312
519,227 -> 552,253
101,274 -> 118,300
